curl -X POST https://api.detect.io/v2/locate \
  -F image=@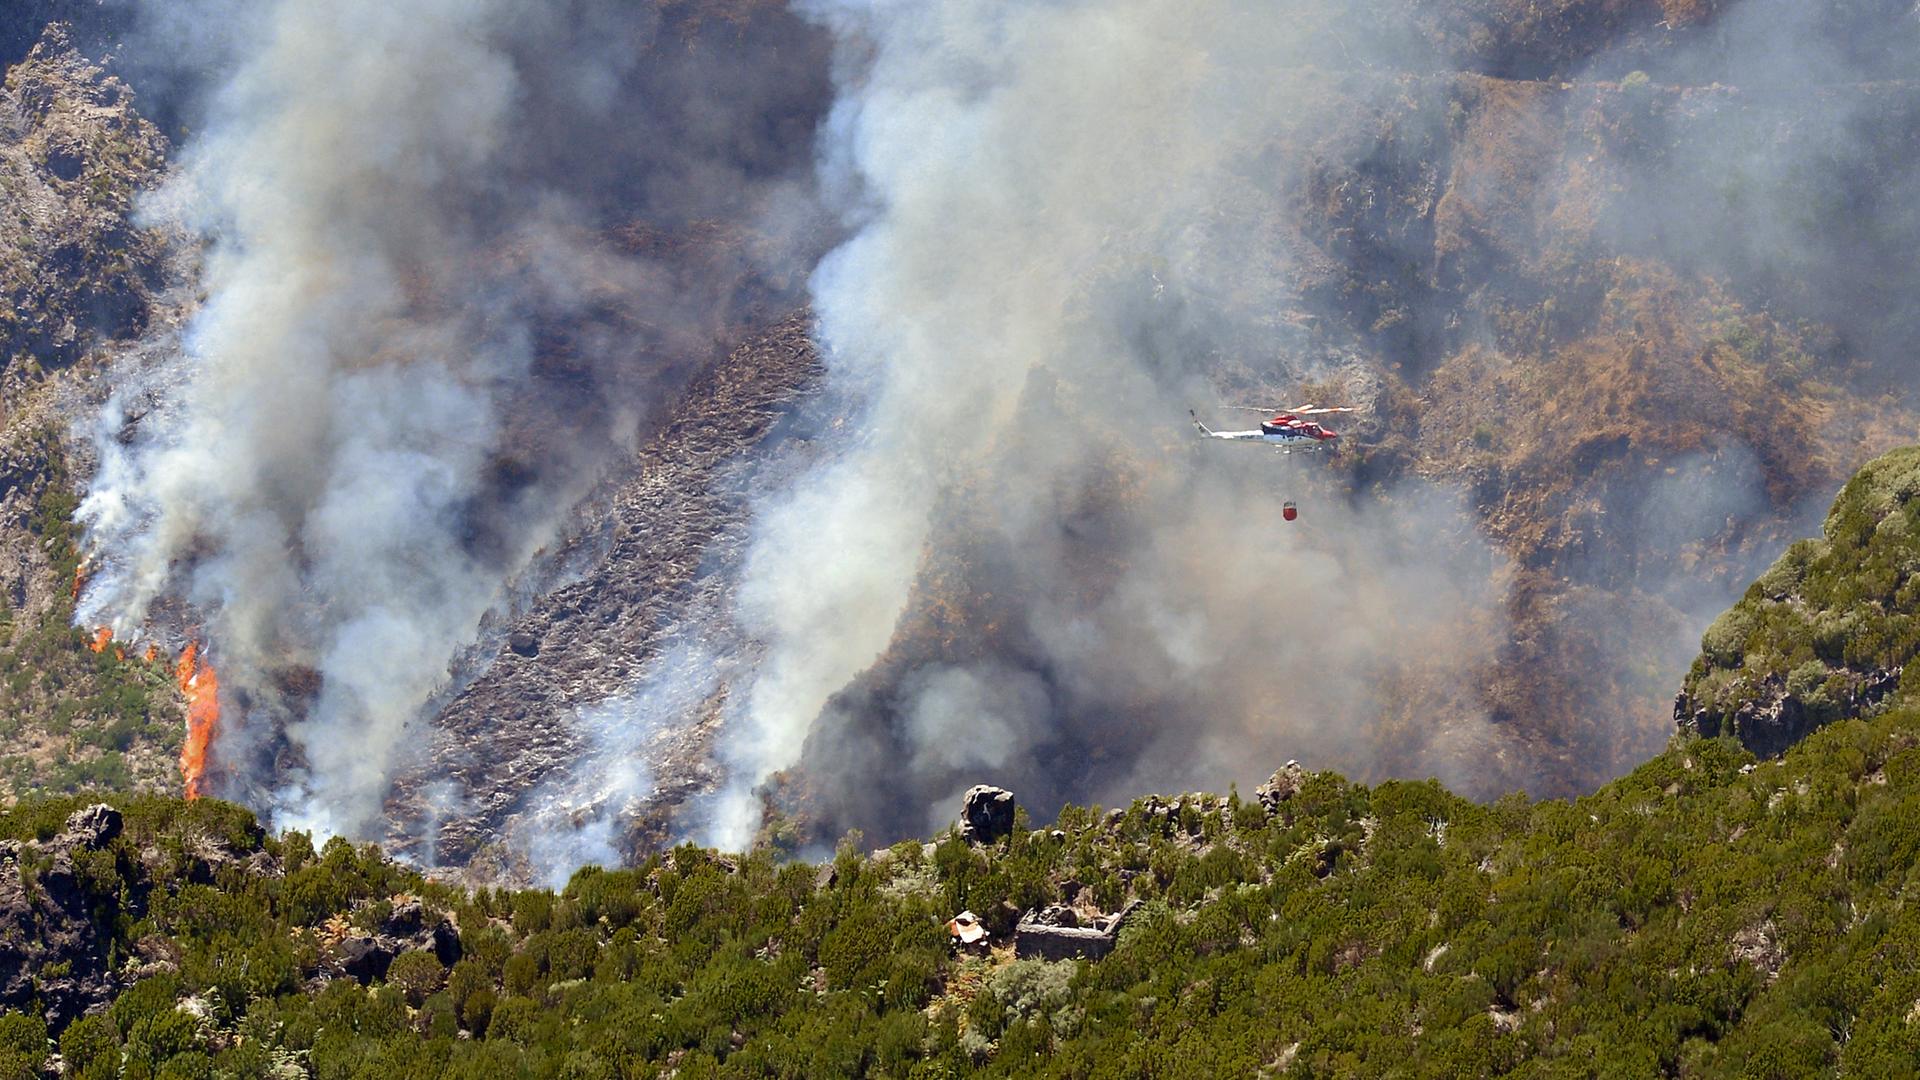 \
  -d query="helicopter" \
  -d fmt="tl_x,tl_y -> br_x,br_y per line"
1189,404 -> 1356,453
